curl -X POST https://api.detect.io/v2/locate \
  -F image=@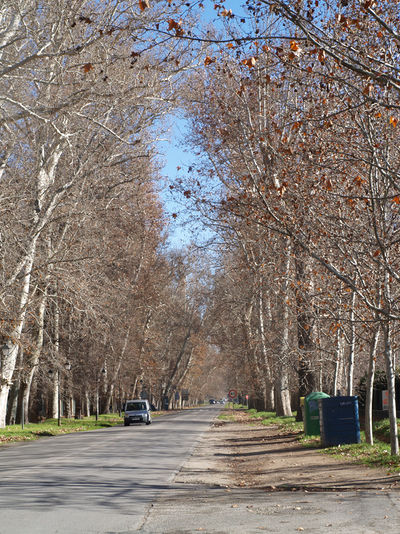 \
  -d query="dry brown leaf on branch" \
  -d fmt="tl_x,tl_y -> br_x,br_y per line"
242,57 -> 257,69
82,63 -> 93,73
168,18 -> 184,36
204,56 -> 216,66
138,0 -> 150,10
